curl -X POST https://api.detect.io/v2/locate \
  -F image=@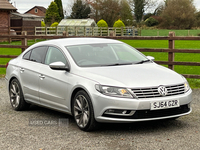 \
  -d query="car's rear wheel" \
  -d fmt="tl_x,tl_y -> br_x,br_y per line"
9,79 -> 29,111
72,90 -> 98,131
